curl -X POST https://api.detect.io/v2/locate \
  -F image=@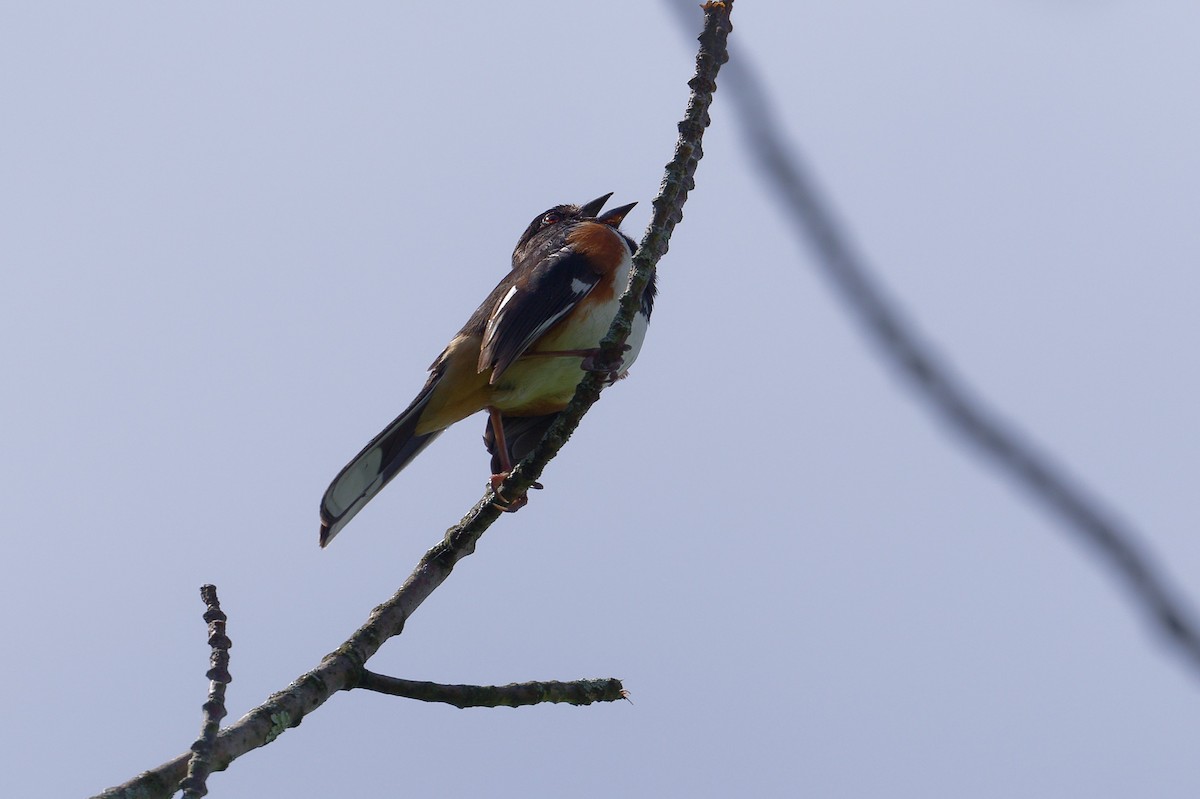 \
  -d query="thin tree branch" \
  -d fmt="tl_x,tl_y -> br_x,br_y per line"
357,672 -> 626,708
681,8 -> 1200,676
92,498 -> 505,799
180,585 -> 232,799
93,5 -> 734,798
495,0 -> 734,506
